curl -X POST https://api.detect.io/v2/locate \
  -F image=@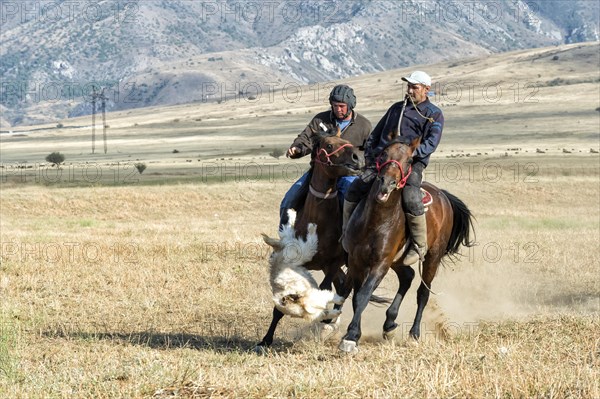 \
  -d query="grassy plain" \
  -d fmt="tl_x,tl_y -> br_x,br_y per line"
1,43 -> 599,397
